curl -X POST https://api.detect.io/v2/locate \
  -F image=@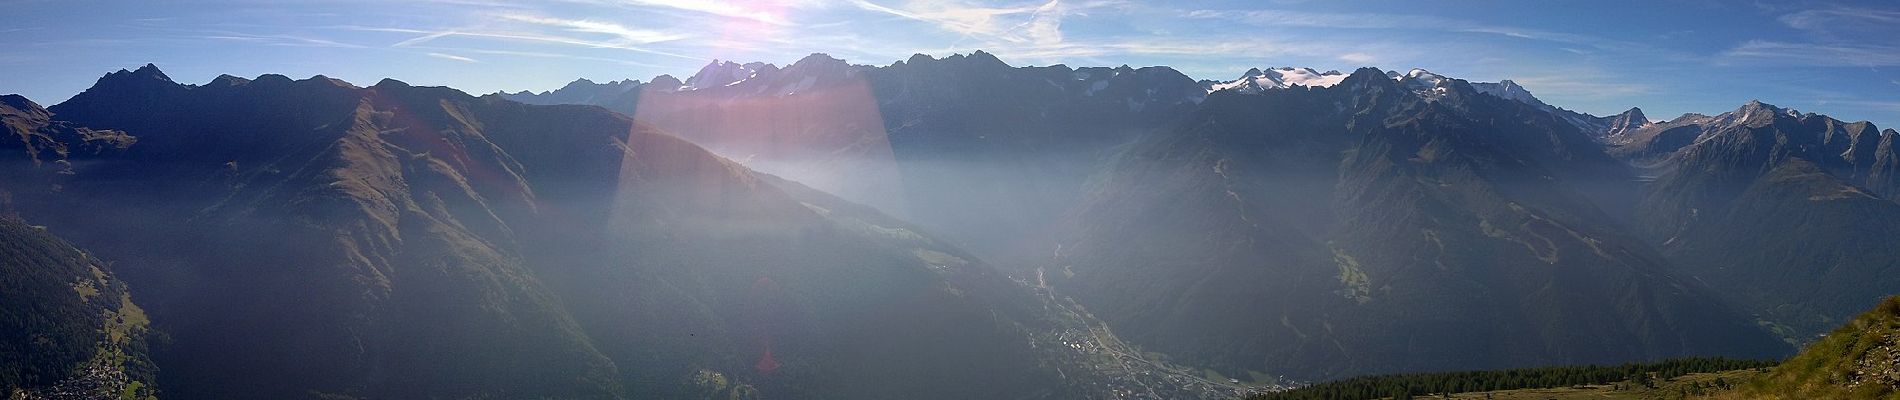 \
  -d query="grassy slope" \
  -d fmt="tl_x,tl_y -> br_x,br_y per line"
1366,296 -> 1900,400
1721,296 -> 1900,400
